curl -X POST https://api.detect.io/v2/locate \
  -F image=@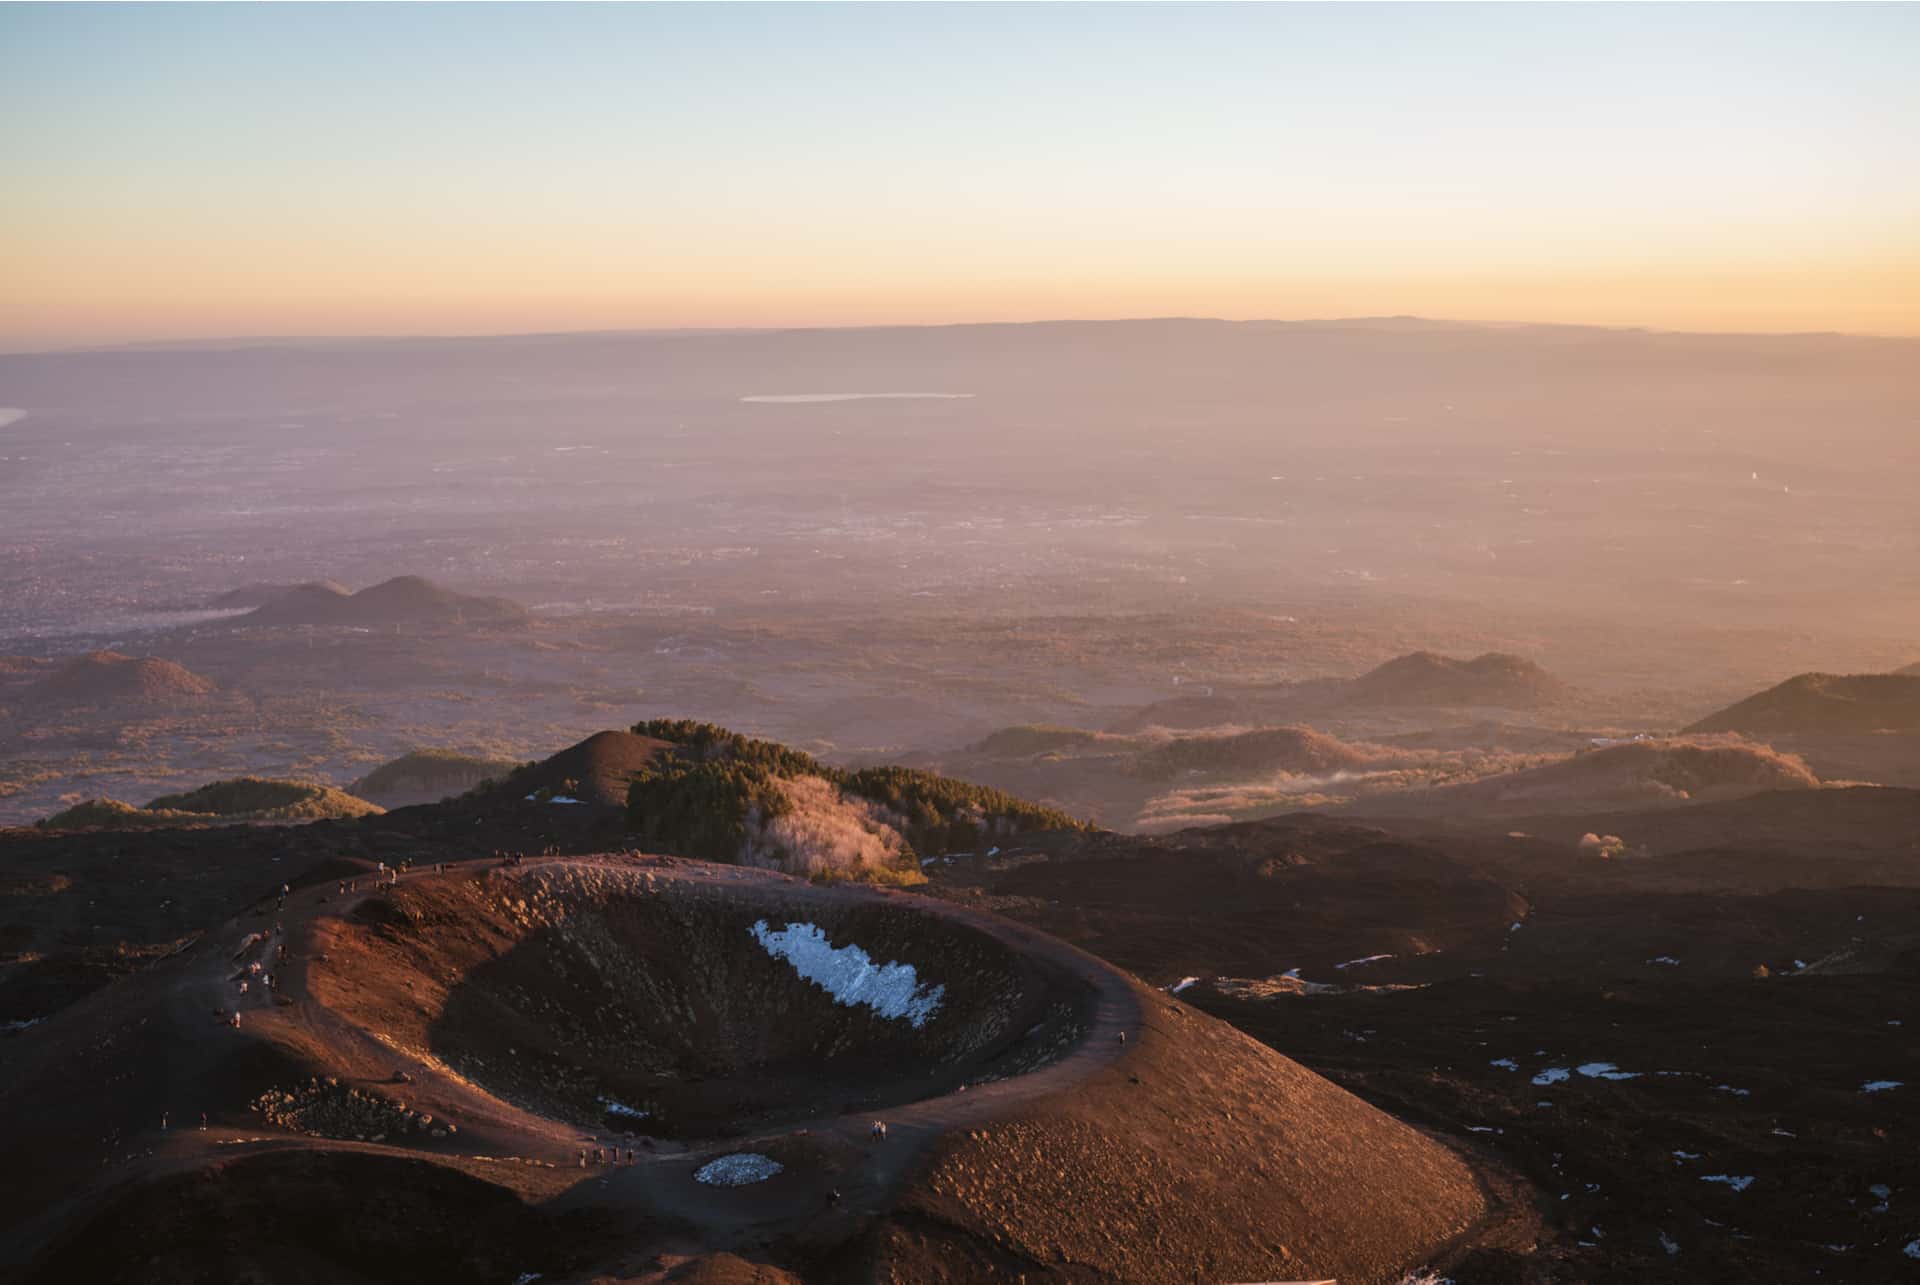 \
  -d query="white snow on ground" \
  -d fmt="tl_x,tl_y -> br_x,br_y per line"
1659,1230 -> 1680,1256
550,795 -> 585,805
1862,1080 -> 1905,1093
1646,956 -> 1681,966
1170,977 -> 1200,994
1490,1058 -> 1519,1071
695,1153 -> 784,1186
1903,1237 -> 1920,1260
1713,1084 -> 1751,1096
1577,1061 -> 1641,1081
1336,953 -> 1395,970
1673,1150 -> 1701,1160
1701,1174 -> 1754,1192
750,920 -> 945,1028
599,1097 -> 649,1120
1532,1067 -> 1571,1086
1,1018 -> 45,1034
